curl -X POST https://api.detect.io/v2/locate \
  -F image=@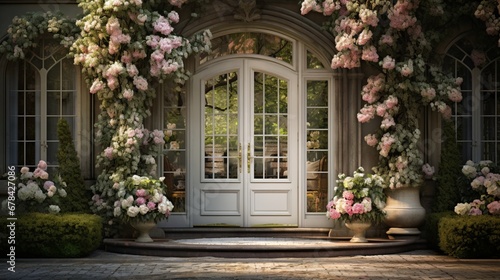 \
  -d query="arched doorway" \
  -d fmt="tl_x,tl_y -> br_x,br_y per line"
160,7 -> 342,228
